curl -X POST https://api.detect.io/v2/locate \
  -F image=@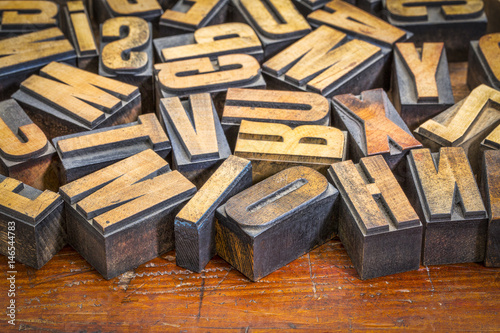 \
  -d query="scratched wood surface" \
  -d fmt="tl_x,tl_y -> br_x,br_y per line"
0,63 -> 499,331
